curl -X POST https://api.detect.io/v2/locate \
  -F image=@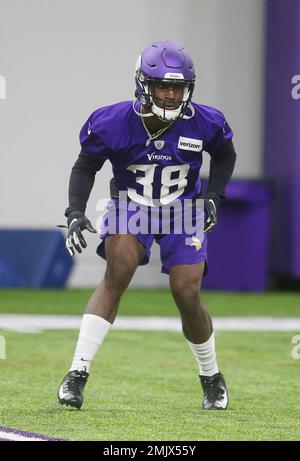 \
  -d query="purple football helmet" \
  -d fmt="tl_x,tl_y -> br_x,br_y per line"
134,40 -> 196,121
